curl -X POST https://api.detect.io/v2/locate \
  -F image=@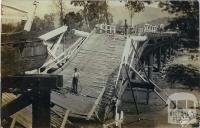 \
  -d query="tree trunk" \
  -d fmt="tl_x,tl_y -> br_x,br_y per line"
131,8 -> 133,27
98,13 -> 101,24
86,10 -> 90,29
83,3 -> 90,30
60,12 -> 63,26
105,11 -> 109,25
